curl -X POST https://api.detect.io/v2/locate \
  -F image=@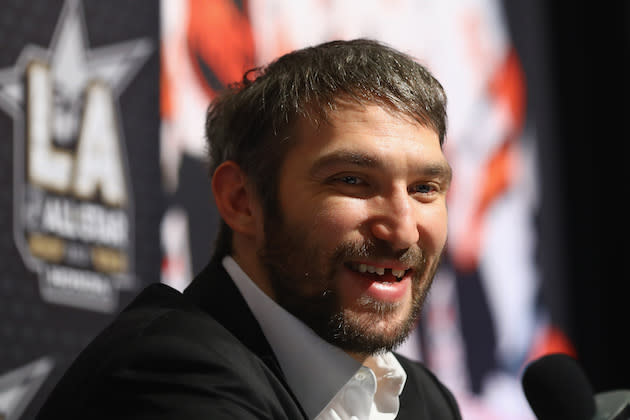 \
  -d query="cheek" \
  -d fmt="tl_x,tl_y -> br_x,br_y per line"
312,199 -> 369,236
419,205 -> 448,251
